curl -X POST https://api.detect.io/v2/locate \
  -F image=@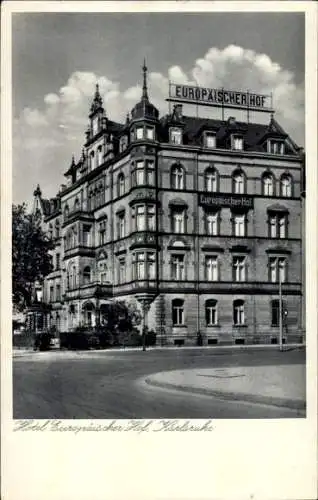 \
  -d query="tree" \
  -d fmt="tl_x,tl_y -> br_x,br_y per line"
12,203 -> 53,310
